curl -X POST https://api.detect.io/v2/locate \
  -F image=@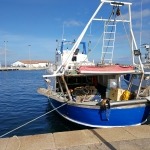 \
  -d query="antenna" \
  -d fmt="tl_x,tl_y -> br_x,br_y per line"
140,0 -> 143,47
62,22 -> 65,40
